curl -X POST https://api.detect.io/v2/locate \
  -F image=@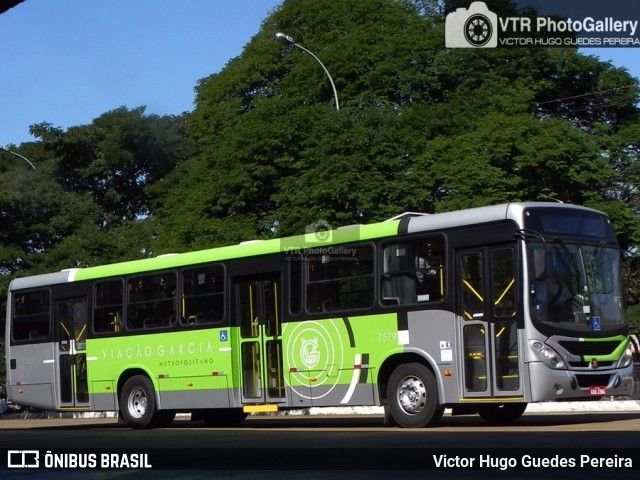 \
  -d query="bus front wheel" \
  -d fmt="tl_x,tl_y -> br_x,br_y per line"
387,362 -> 443,428
120,375 -> 174,428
